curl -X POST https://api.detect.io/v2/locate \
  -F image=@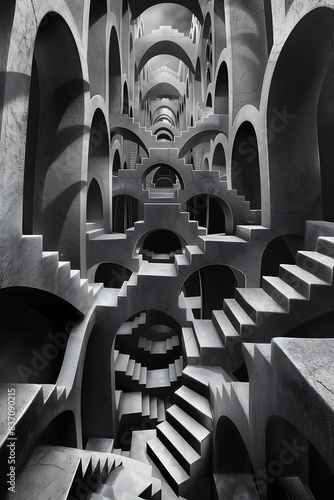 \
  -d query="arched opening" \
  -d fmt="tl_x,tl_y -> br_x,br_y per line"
232,122 -> 261,209
181,265 -> 238,319
0,288 -> 80,385
214,0 -> 227,64
140,230 -> 183,262
206,93 -> 212,107
122,81 -> 129,115
22,13 -> 86,268
87,179 -> 103,222
261,235 -> 303,284
87,110 -> 109,227
112,310 -> 183,447
212,143 -> 226,178
187,195 -> 230,234
267,8 -> 334,229
112,149 -> 121,176
264,0 -> 273,53
265,417 -> 325,499
195,58 -> 202,106
152,166 -> 177,187
109,27 -> 122,115
36,411 -> 77,448
213,416 -> 257,498
215,62 -> 229,114
88,0 -> 107,97
95,263 -> 132,288
112,195 -> 139,233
